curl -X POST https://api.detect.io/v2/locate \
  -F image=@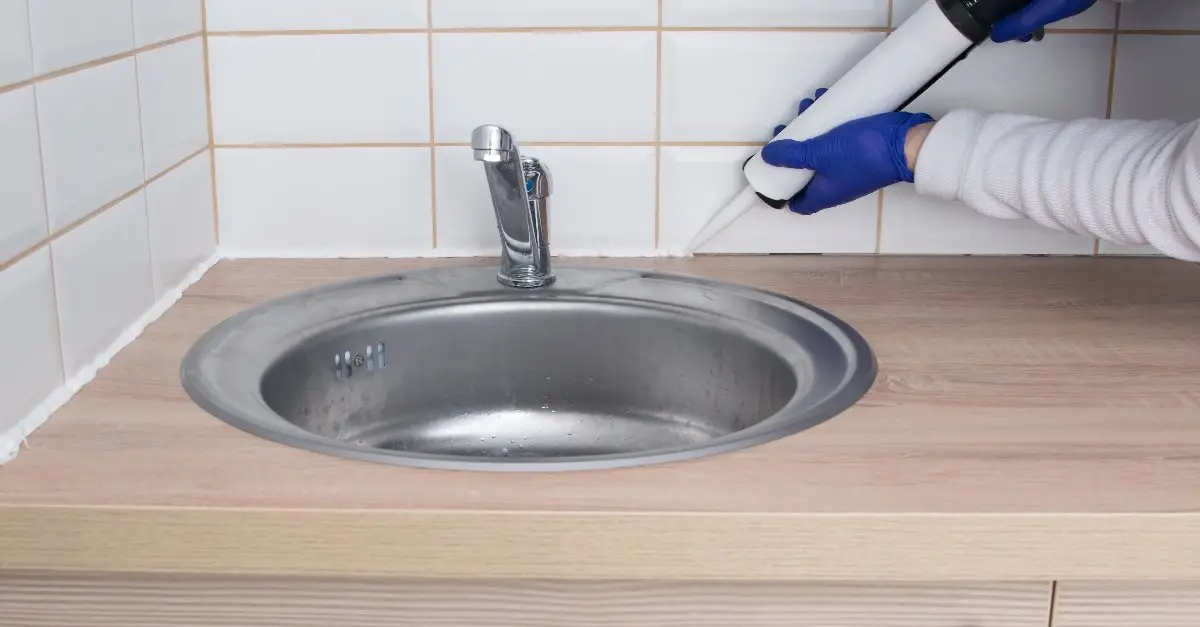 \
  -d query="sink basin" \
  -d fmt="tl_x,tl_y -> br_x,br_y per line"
182,266 -> 875,471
